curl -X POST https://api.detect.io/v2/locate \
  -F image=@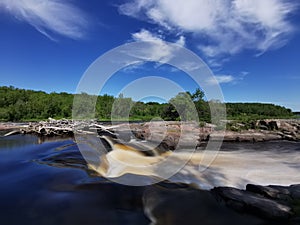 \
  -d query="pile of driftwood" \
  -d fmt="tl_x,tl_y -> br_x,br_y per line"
24,118 -> 74,136
1,118 -> 73,137
2,118 -> 124,138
